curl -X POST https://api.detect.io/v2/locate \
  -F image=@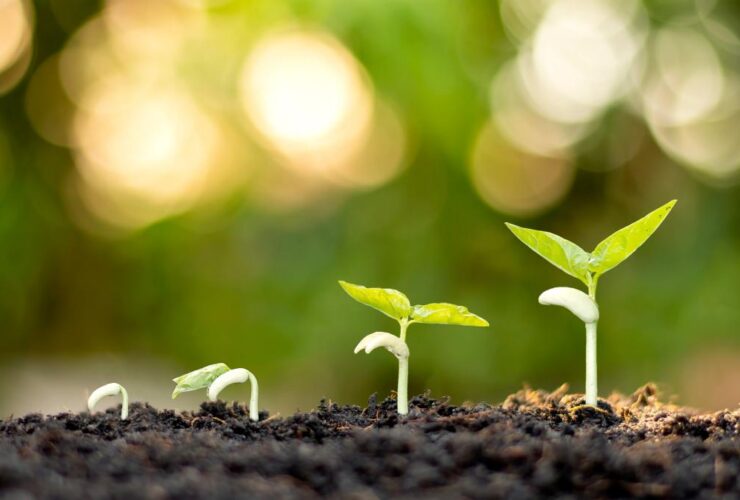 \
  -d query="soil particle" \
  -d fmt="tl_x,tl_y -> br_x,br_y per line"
0,384 -> 738,499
